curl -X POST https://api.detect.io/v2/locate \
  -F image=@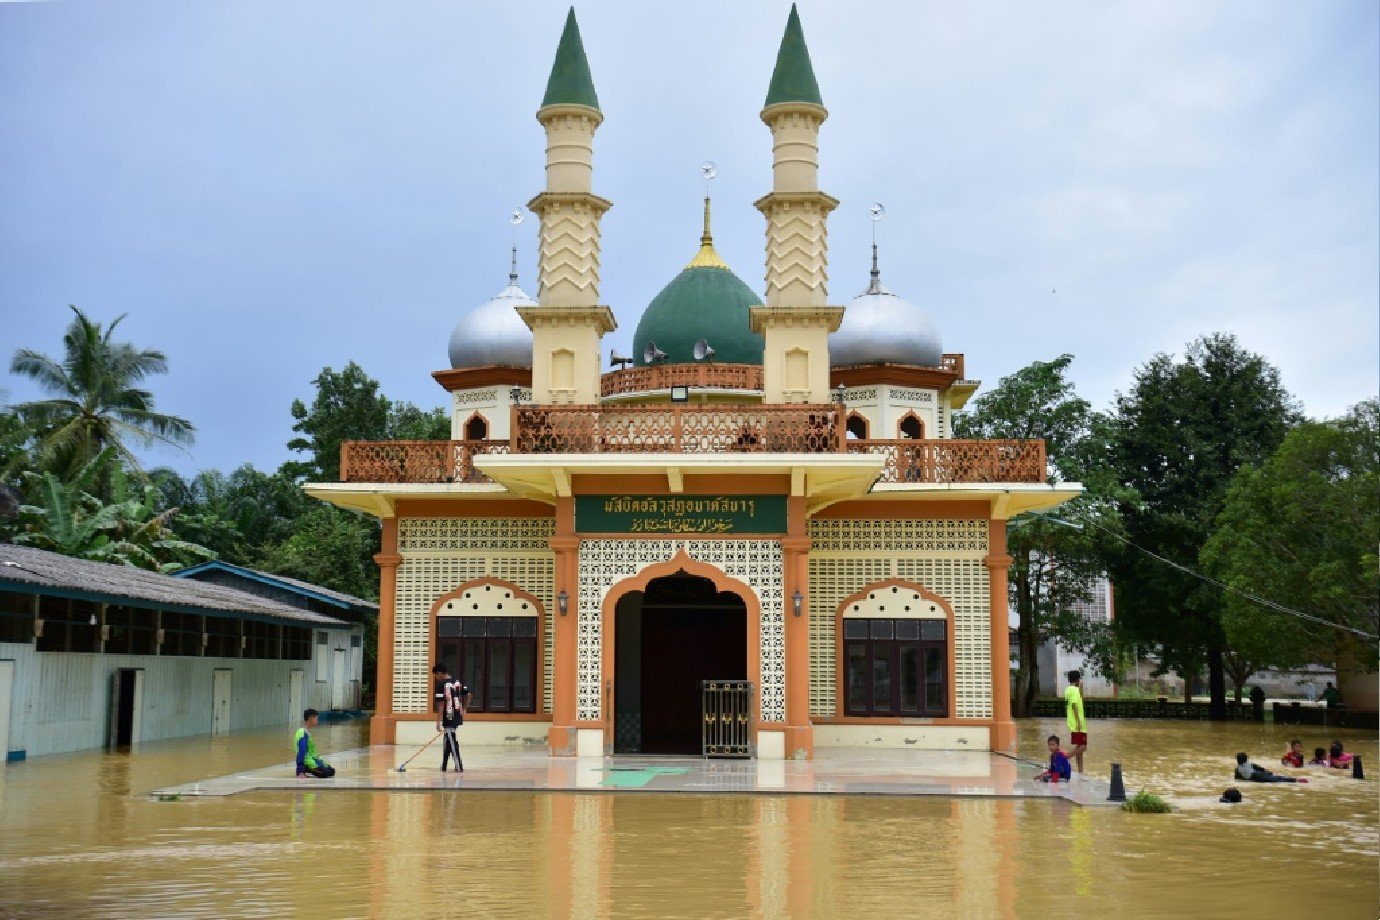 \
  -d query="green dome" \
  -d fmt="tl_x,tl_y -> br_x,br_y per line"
634,265 -> 764,366
633,200 -> 764,366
